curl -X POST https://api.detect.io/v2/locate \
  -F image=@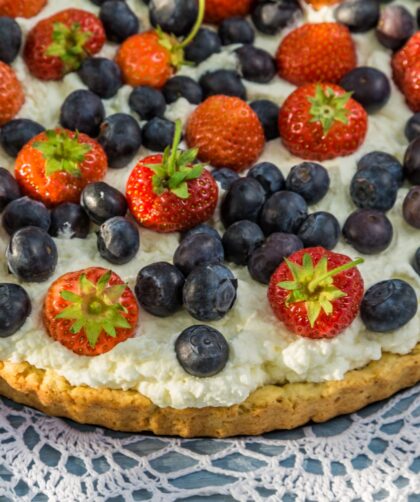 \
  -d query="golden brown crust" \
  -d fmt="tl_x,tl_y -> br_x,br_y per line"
0,344 -> 419,438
